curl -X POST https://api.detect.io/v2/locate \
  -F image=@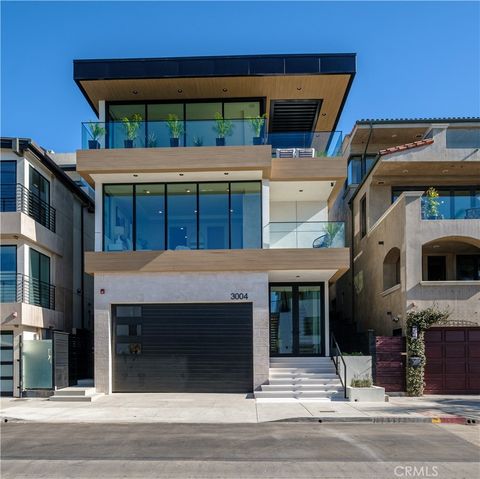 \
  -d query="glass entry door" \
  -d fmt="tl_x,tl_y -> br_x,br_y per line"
270,283 -> 324,356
